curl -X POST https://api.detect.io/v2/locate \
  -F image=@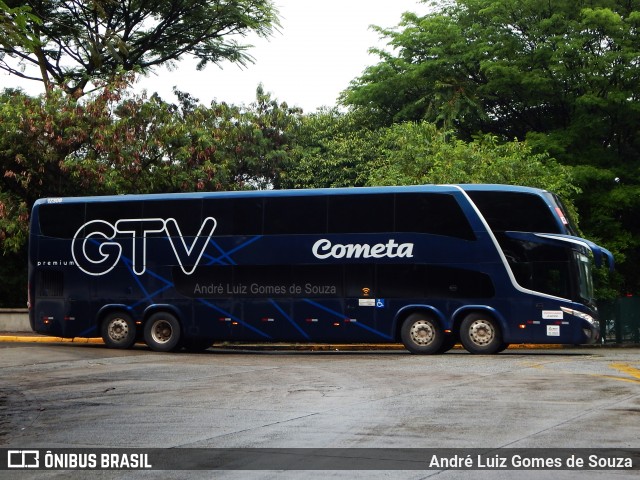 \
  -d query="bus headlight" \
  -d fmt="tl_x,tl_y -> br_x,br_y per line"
560,307 -> 596,326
